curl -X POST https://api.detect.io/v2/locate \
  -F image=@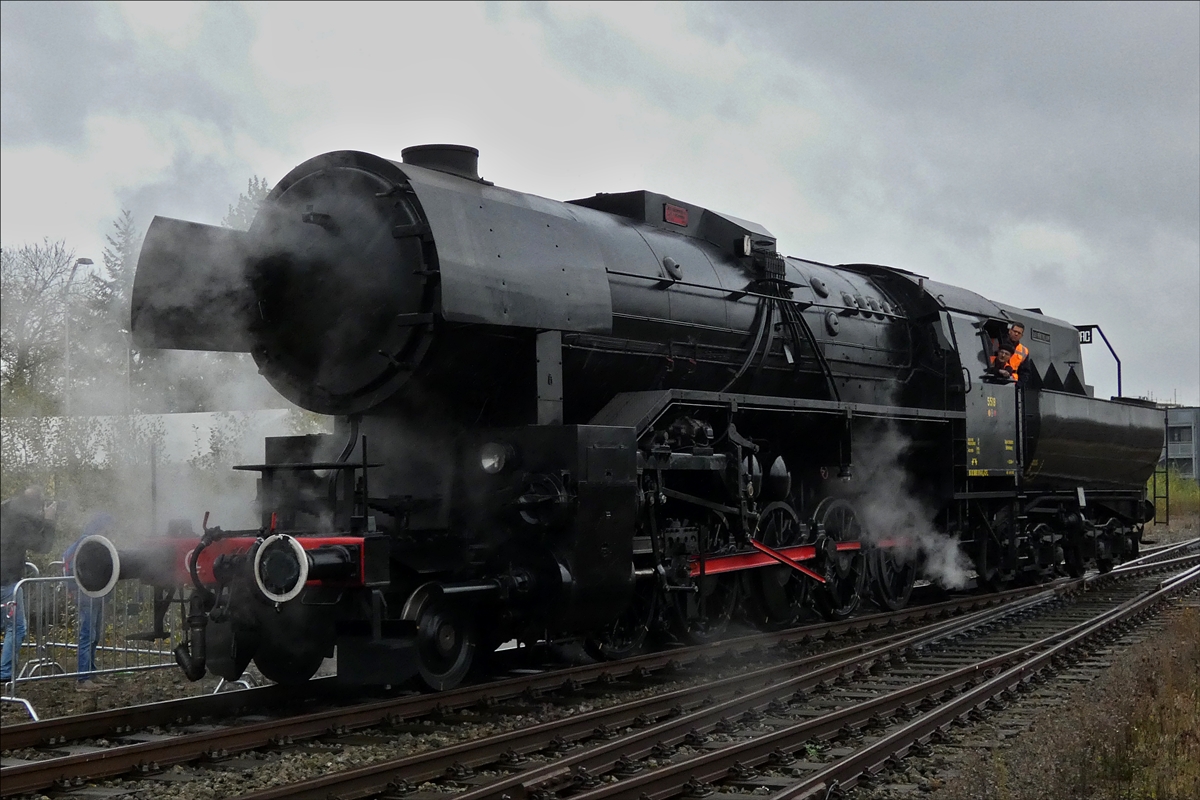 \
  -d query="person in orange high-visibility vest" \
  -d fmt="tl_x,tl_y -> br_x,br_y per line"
989,342 -> 1016,381
1003,322 -> 1030,381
